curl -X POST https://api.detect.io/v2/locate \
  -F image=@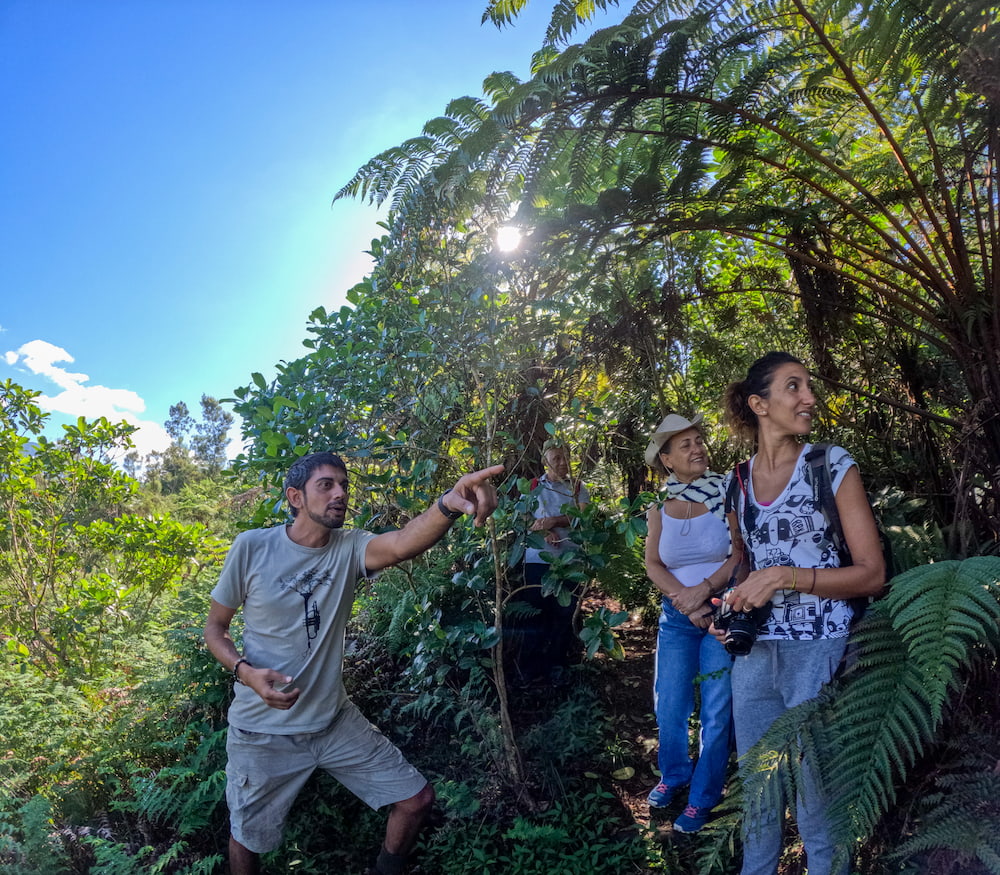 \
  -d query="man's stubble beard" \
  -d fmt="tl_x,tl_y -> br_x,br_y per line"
307,508 -> 345,529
